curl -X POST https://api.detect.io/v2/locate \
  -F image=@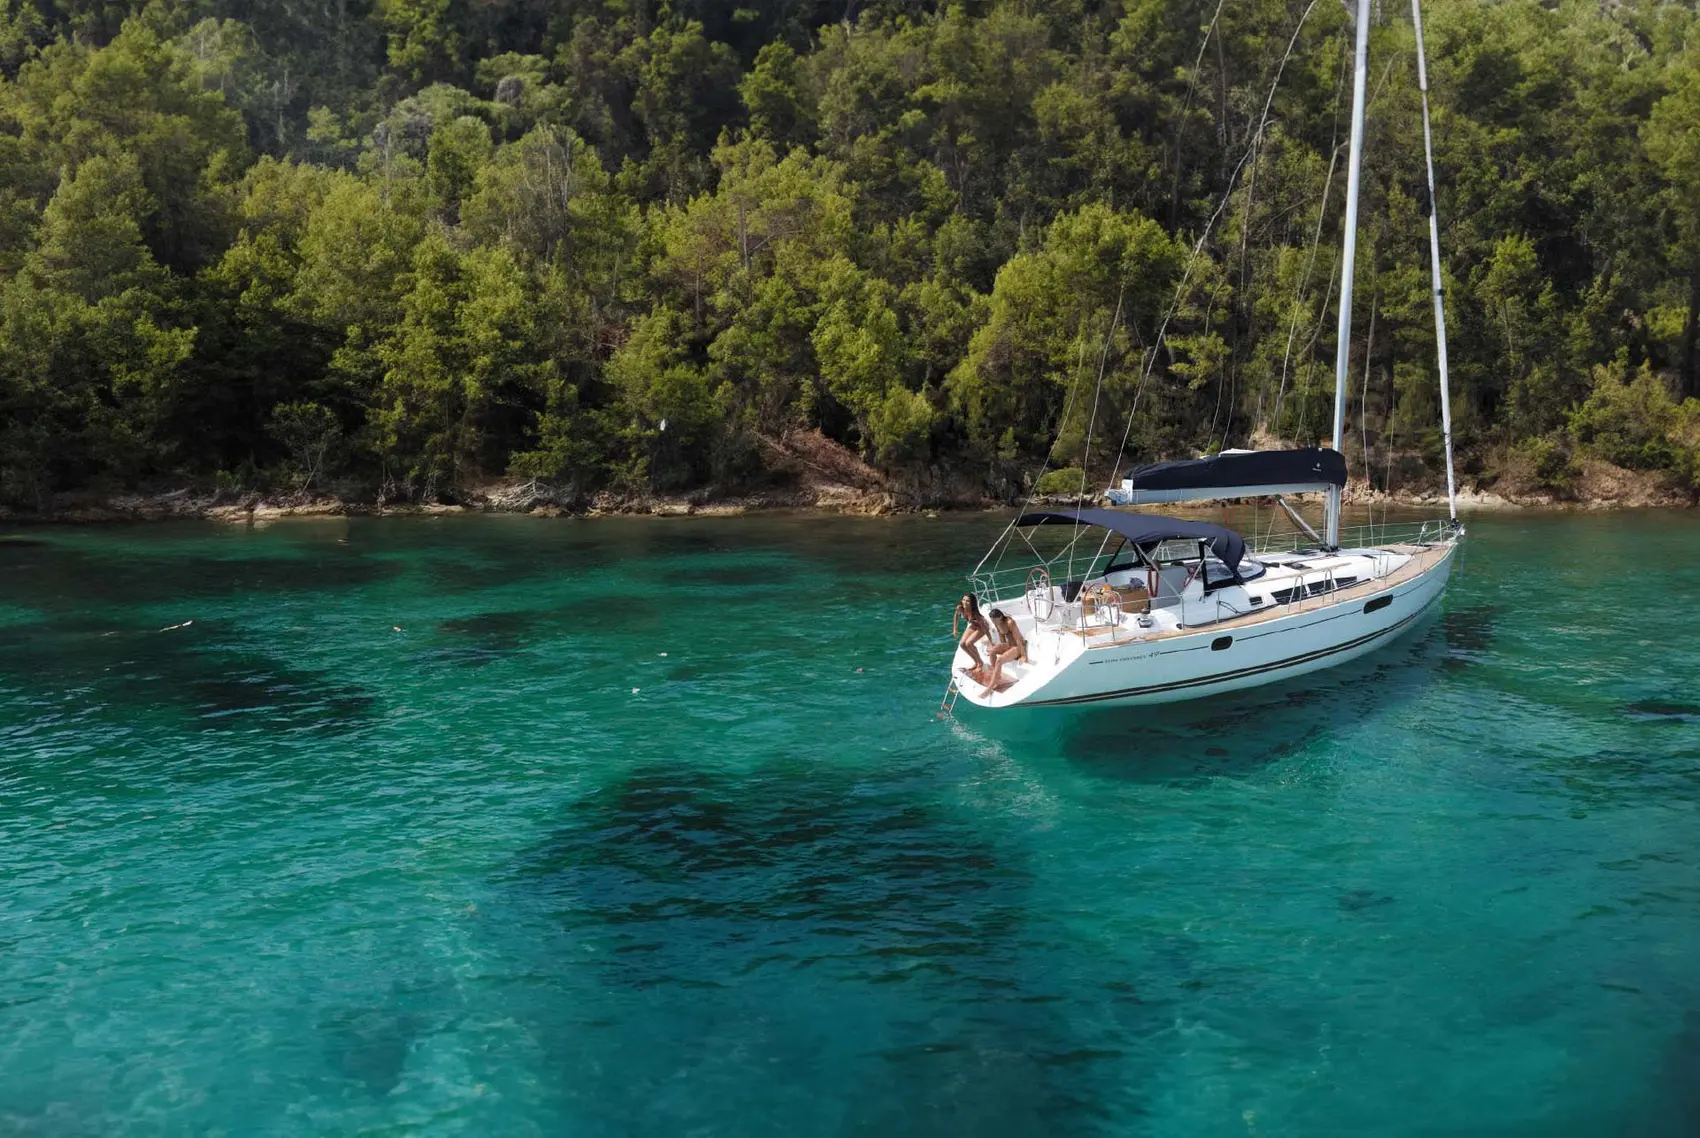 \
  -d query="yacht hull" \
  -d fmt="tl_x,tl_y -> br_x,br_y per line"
959,543 -> 1454,710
